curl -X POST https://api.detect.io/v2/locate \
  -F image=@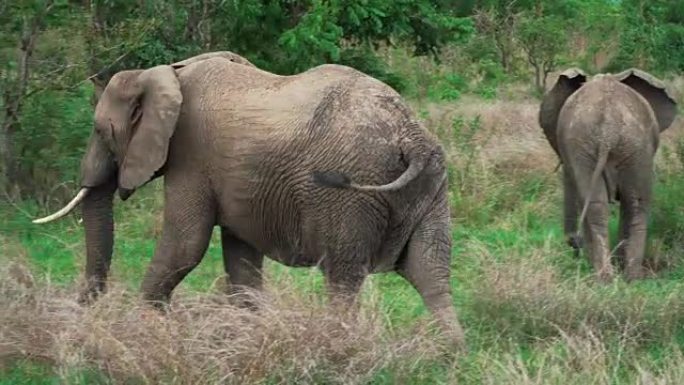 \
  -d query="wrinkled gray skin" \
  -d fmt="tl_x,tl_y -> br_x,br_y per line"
539,68 -> 678,282
38,52 -> 464,346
